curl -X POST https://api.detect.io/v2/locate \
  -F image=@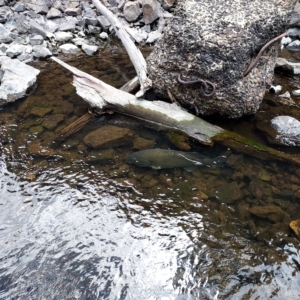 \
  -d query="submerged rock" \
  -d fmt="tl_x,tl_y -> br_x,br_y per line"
83,125 -> 134,149
249,205 -> 289,223
0,56 -> 40,104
